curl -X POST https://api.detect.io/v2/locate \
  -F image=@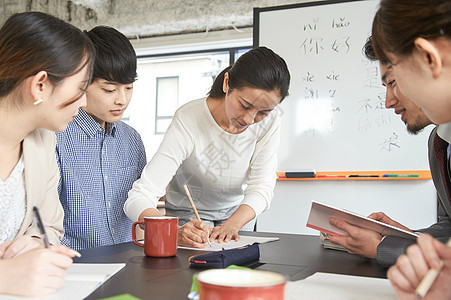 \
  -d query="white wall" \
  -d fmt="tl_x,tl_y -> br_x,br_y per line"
258,180 -> 437,235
